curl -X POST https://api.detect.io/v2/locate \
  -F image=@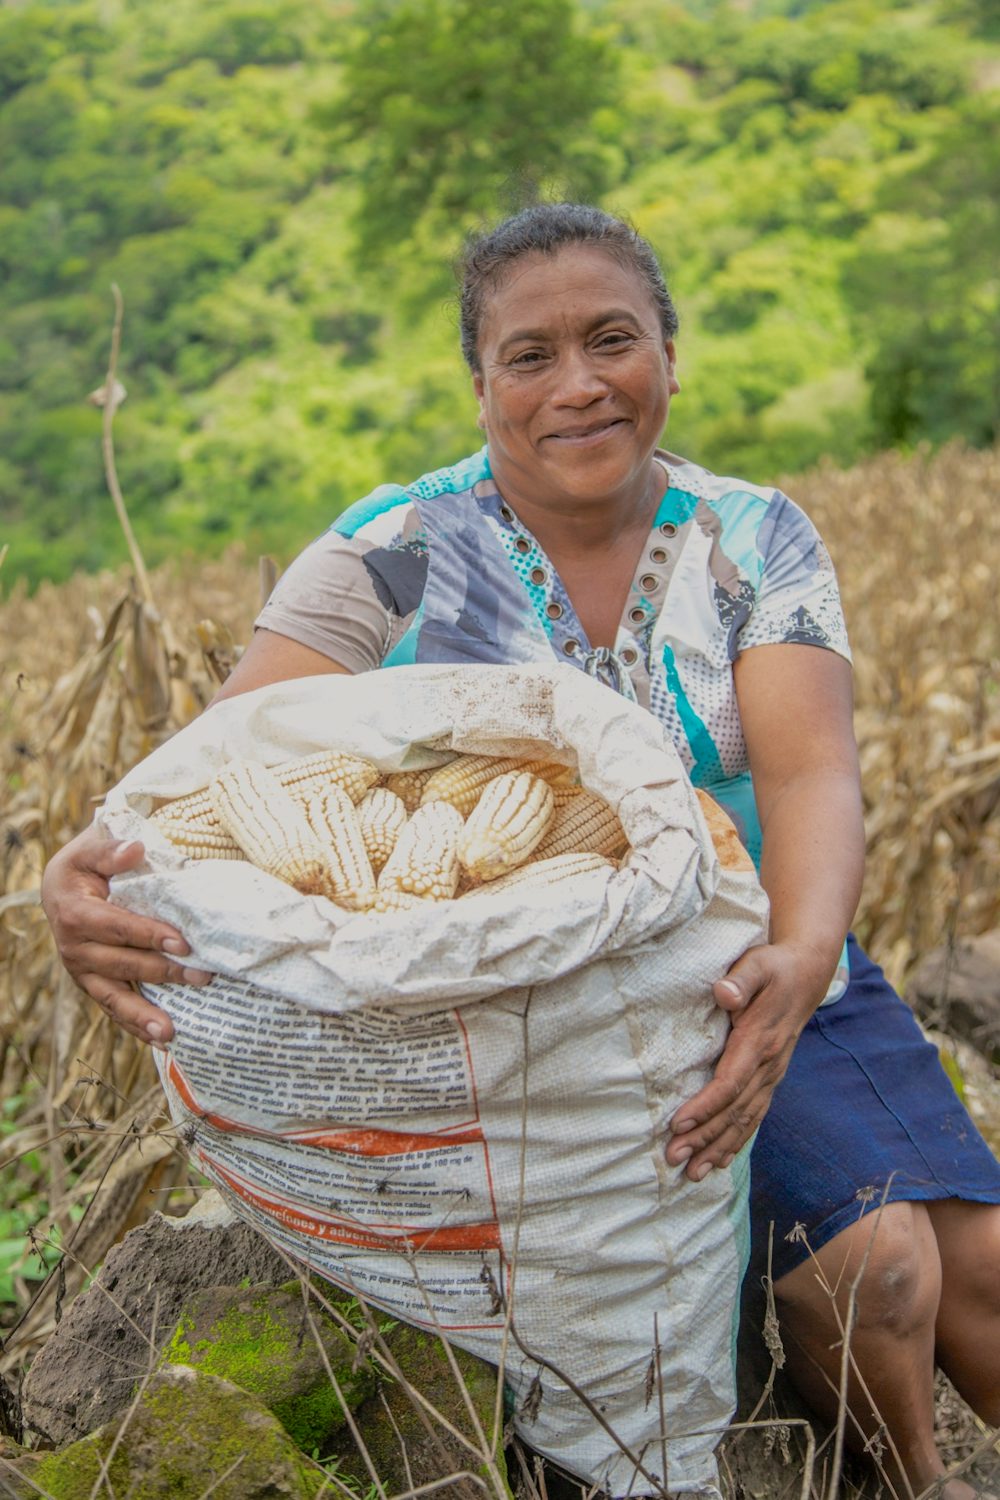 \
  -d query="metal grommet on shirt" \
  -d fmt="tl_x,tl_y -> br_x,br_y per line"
639,573 -> 659,593
659,521 -> 678,538
499,504 -> 515,522
628,606 -> 646,625
649,546 -> 668,564
545,601 -> 563,620
562,637 -> 580,656
620,647 -> 639,667
514,536 -> 531,554
529,566 -> 548,586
